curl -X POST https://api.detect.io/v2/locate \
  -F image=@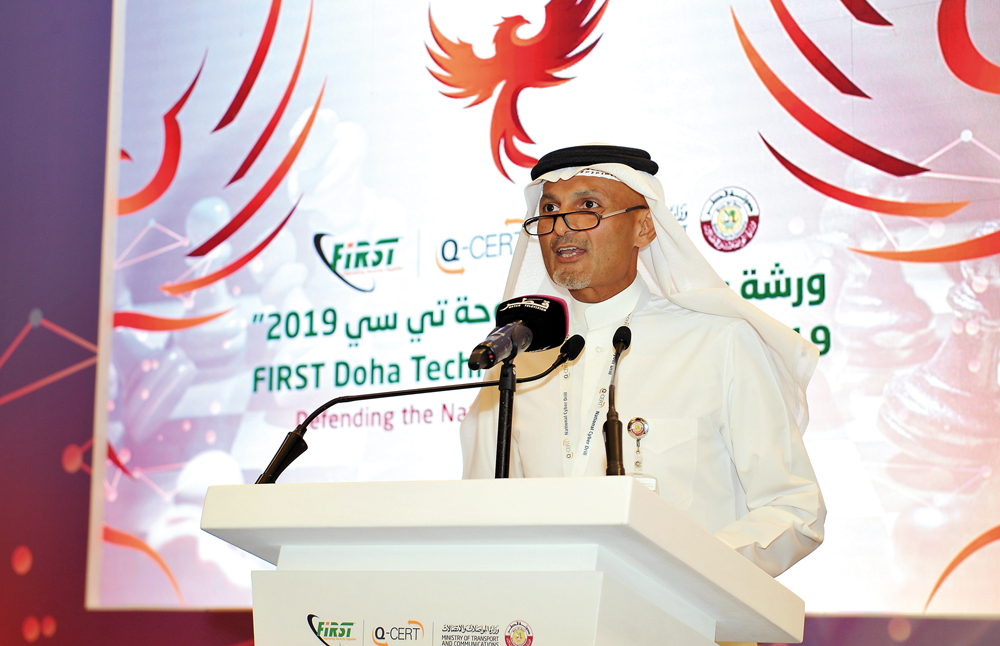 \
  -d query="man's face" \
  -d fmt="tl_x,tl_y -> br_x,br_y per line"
536,175 -> 655,303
